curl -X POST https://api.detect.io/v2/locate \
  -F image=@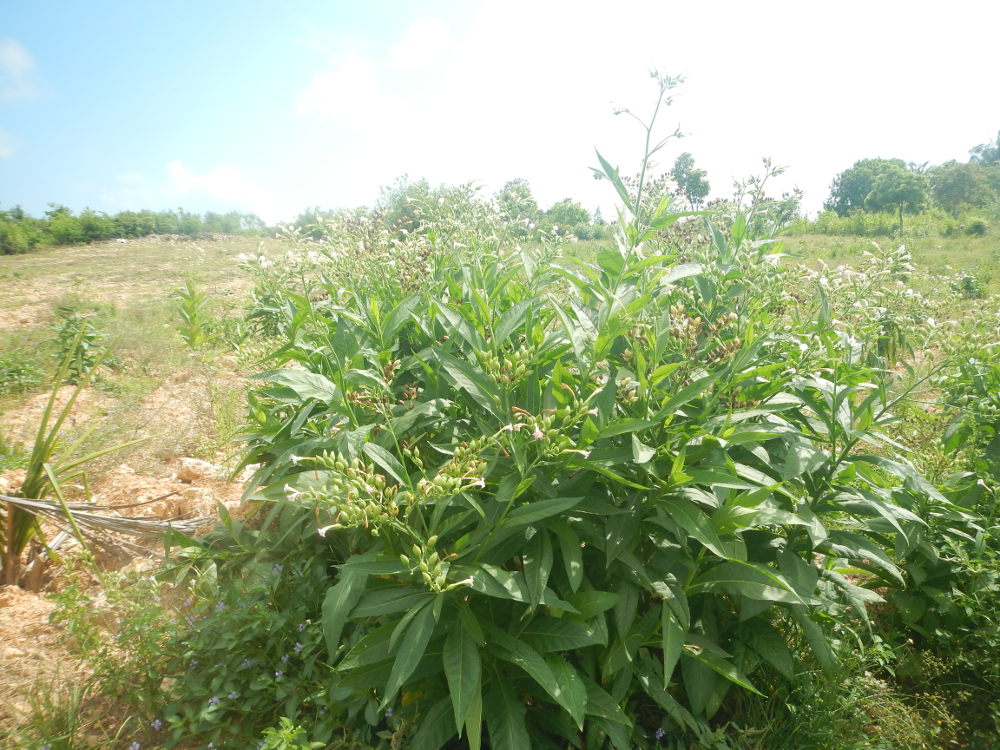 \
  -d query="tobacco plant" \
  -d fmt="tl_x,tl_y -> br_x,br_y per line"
157,77 -> 959,749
